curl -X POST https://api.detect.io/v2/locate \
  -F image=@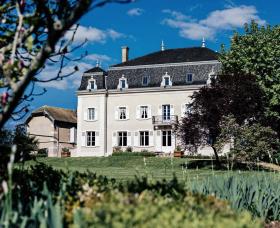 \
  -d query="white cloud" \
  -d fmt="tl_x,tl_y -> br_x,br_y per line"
38,62 -> 94,90
162,5 -> 266,40
85,54 -> 111,62
127,8 -> 144,16
64,25 -> 125,44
